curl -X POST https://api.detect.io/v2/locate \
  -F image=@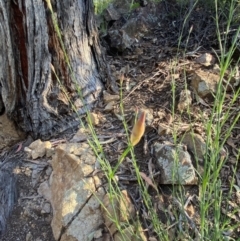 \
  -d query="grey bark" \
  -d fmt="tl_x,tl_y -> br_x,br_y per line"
0,0 -> 105,138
